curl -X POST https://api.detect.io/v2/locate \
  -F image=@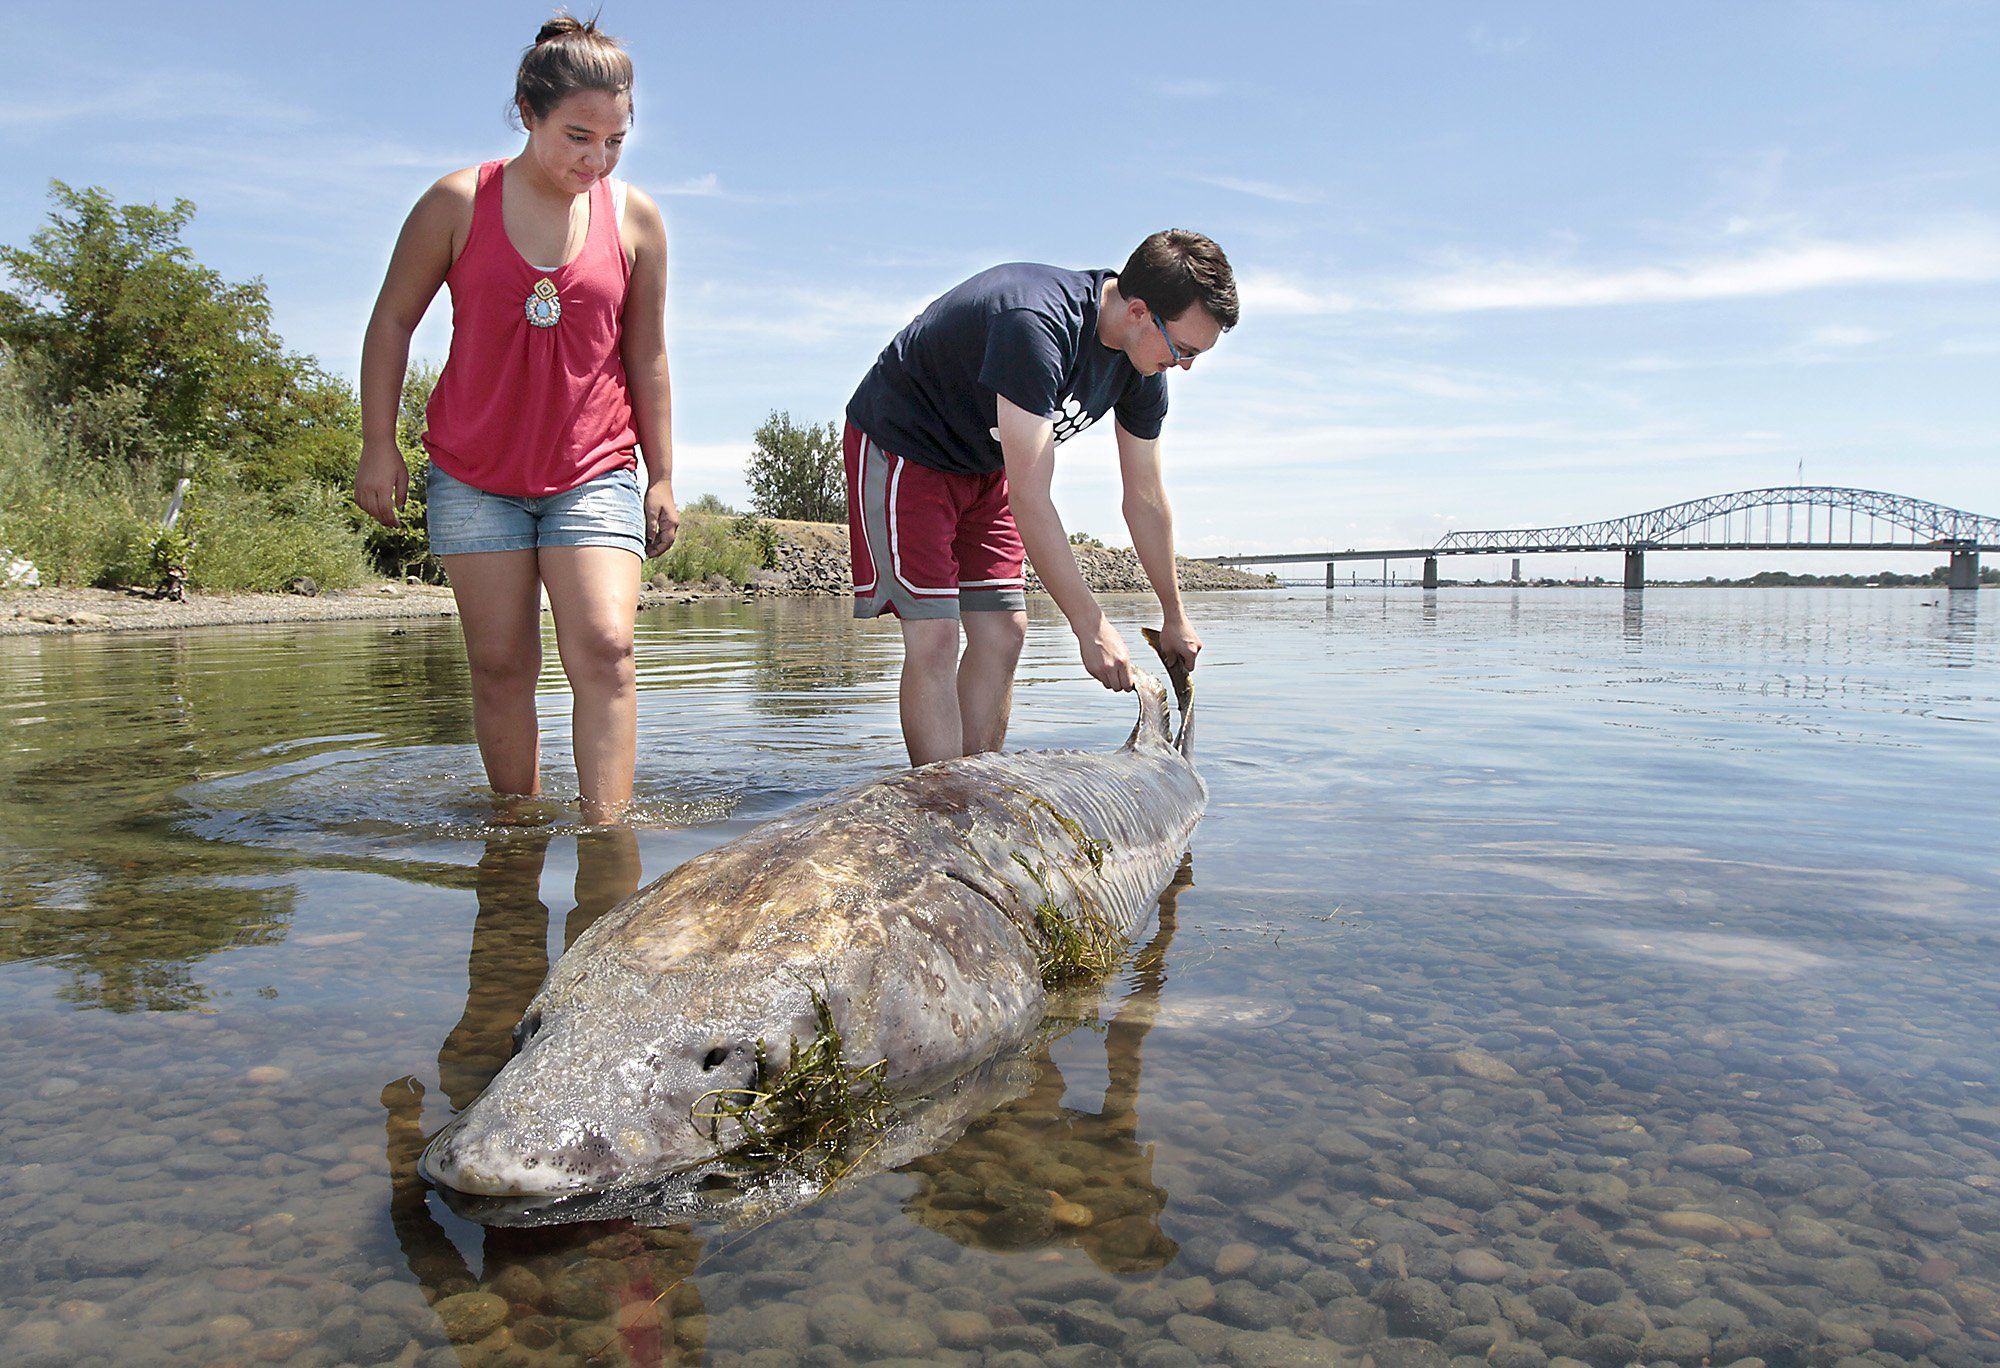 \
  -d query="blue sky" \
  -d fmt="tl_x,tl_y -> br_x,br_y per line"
4,1 -> 1996,578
